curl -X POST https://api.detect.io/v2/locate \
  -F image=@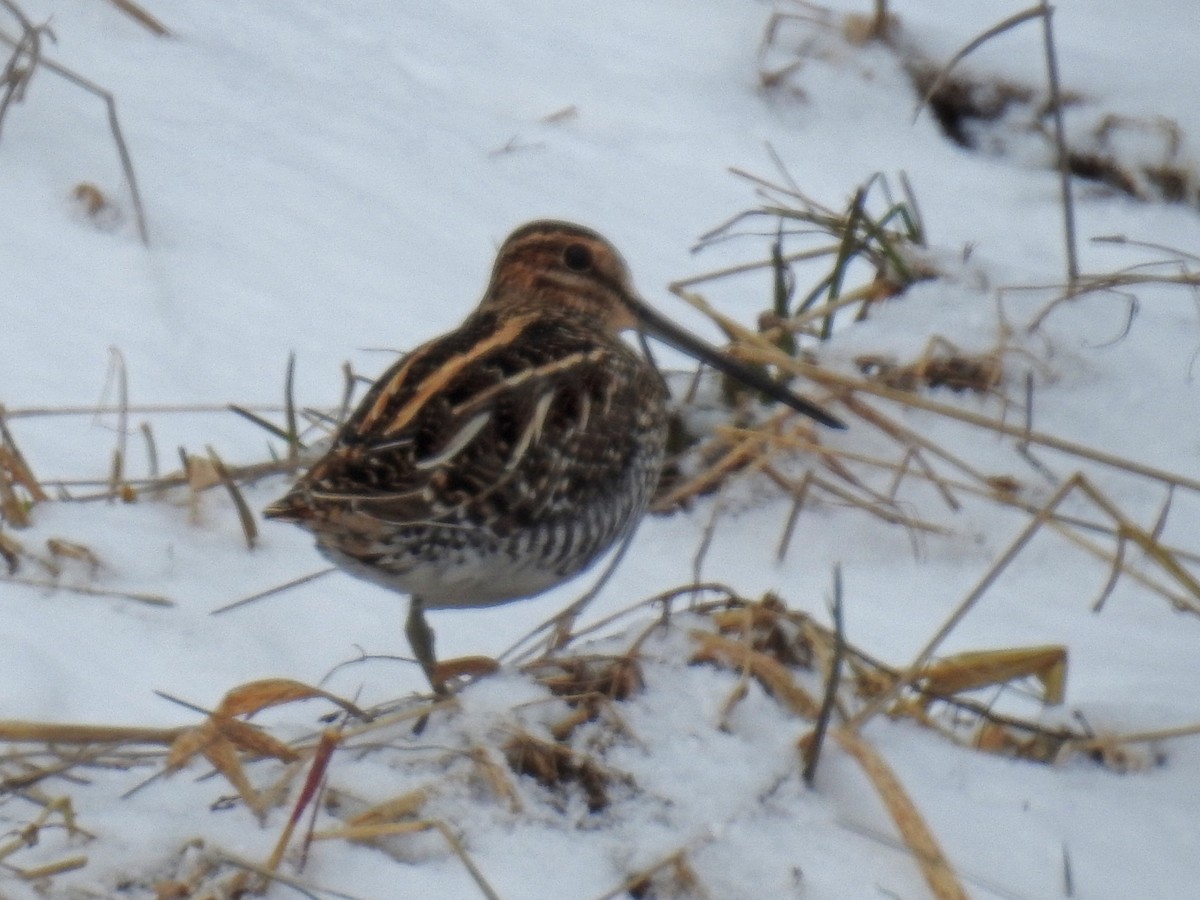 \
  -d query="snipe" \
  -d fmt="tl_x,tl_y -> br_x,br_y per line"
264,220 -> 843,694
